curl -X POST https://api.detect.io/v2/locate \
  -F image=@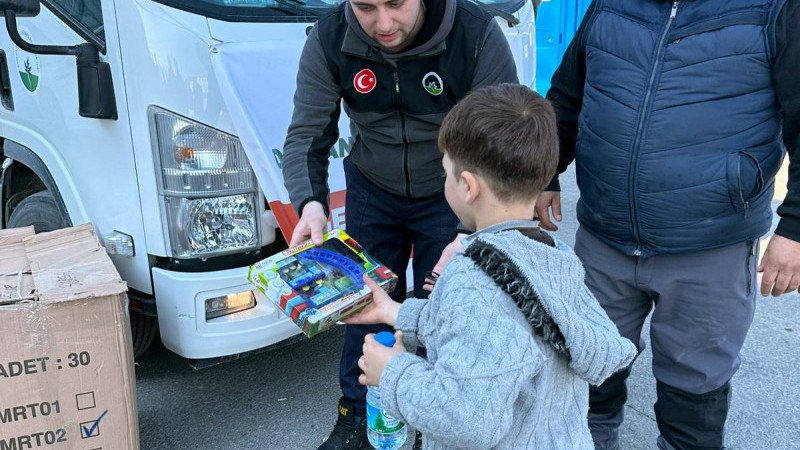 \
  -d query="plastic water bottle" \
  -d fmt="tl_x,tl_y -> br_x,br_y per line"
366,331 -> 407,450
